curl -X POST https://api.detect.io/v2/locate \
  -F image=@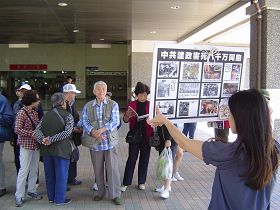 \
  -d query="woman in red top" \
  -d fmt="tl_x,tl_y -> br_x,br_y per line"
121,82 -> 153,192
